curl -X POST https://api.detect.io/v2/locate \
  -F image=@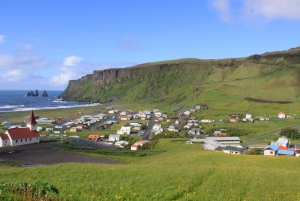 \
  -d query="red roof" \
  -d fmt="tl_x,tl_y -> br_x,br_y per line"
279,145 -> 288,150
7,127 -> 40,140
27,110 -> 37,125
0,134 -> 9,140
